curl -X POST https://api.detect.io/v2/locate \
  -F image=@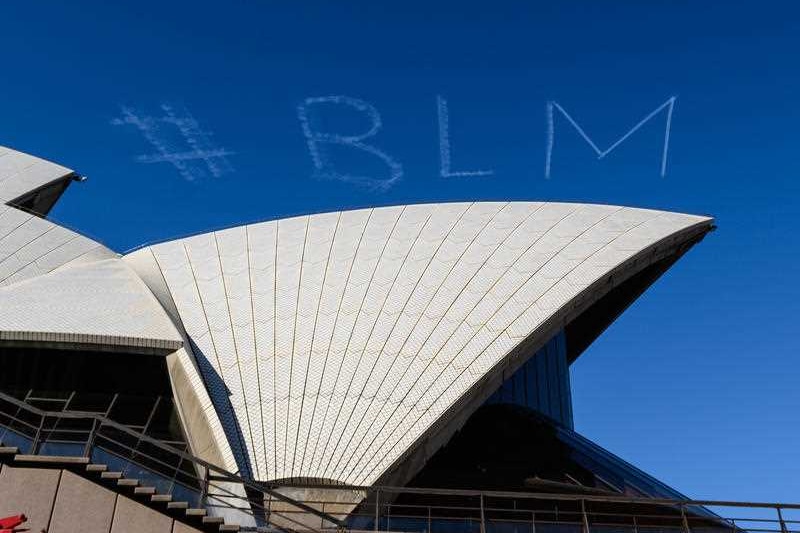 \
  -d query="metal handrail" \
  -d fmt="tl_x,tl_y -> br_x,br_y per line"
3,390 -> 799,533
0,390 -> 344,529
264,480 -> 800,512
